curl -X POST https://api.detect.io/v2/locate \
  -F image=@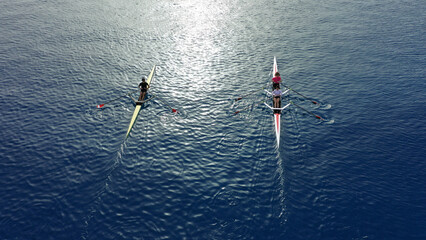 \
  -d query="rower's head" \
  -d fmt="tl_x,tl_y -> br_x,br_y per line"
141,76 -> 146,82
275,72 -> 280,77
275,85 -> 280,89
